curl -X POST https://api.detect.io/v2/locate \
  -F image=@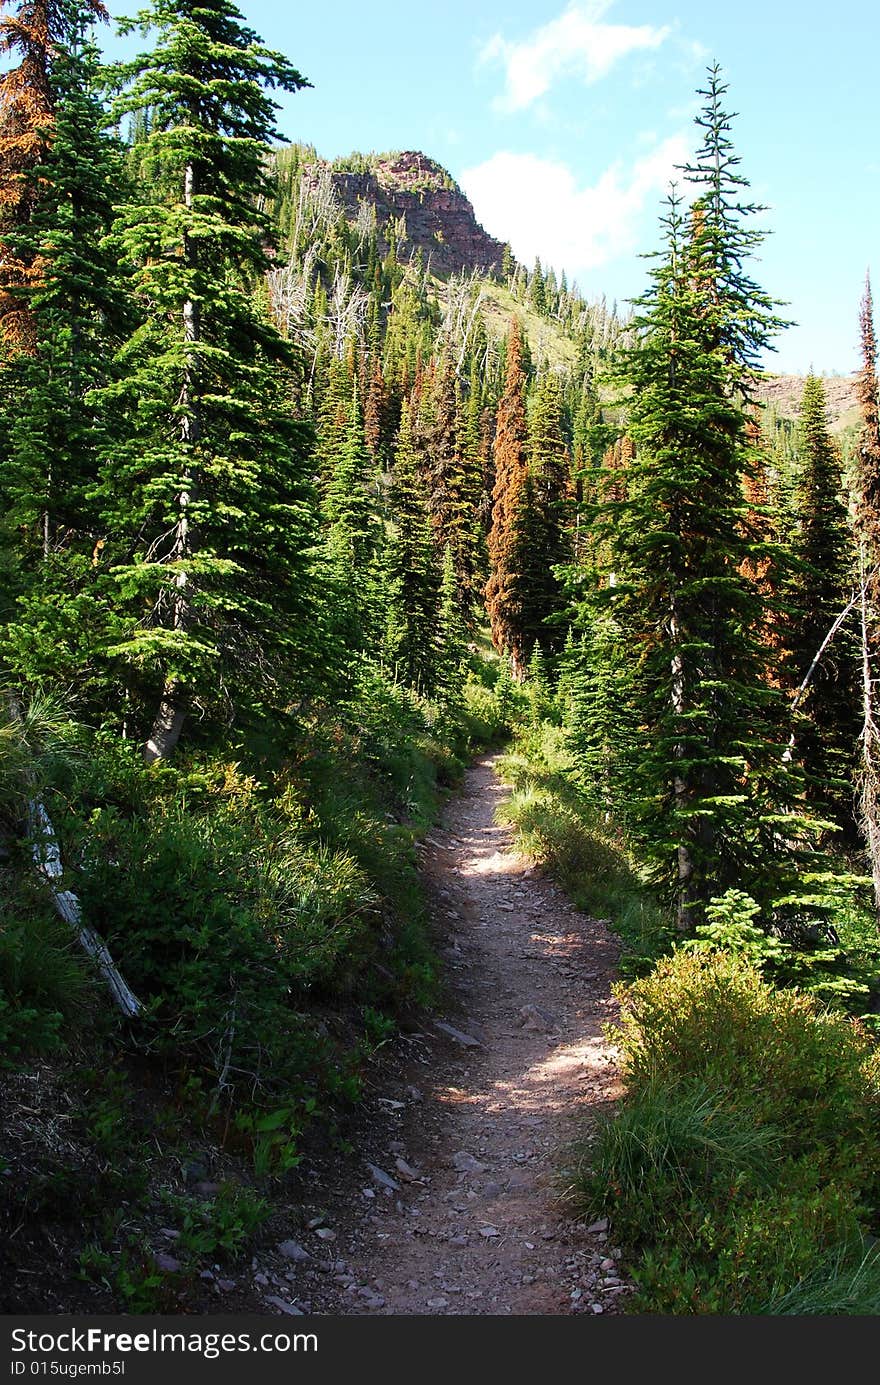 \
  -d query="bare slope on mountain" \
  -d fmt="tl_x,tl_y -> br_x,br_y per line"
754,373 -> 858,433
